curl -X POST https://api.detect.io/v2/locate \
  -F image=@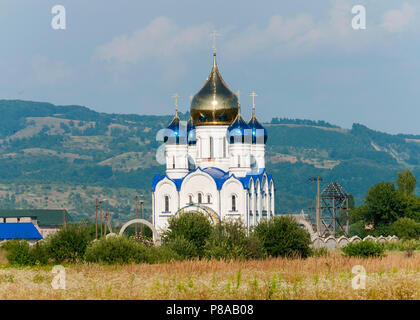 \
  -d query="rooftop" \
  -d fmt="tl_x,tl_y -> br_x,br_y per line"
0,209 -> 71,227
